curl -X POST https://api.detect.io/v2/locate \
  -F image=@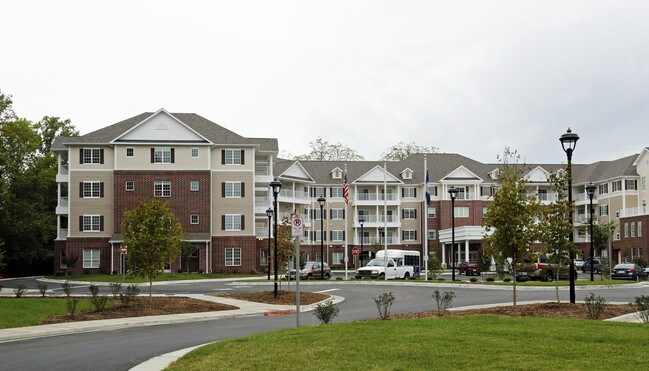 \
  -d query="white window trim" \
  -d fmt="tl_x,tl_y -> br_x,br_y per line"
331,230 -> 344,241
225,182 -> 242,198
225,247 -> 242,266
404,208 -> 416,219
191,214 -> 199,225
82,215 -> 101,232
83,181 -> 101,198
125,181 -> 134,191
404,230 -> 416,241
403,187 -> 416,198
331,209 -> 344,220
83,148 -> 101,164
83,249 -> 100,269
225,214 -> 242,231
224,149 -> 242,165
126,147 -> 134,157
154,147 -> 172,164
191,148 -> 199,158
154,181 -> 171,197
191,181 -> 199,192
